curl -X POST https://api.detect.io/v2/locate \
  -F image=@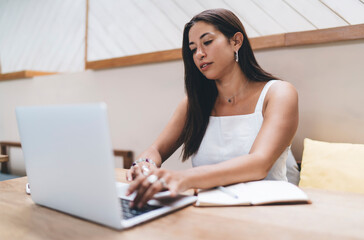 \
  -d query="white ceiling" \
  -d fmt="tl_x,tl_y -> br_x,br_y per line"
0,0 -> 363,73
88,0 -> 364,61
0,0 -> 85,73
